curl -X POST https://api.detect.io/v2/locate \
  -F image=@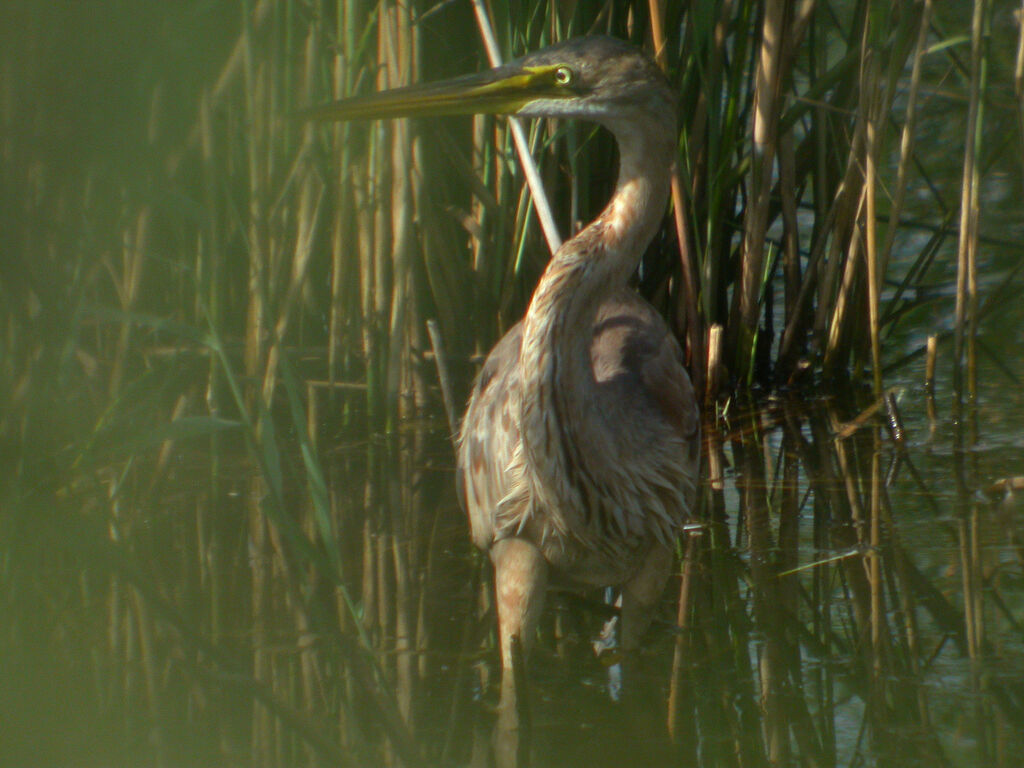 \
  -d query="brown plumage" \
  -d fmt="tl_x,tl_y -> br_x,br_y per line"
307,34 -> 700,679
454,37 -> 700,670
